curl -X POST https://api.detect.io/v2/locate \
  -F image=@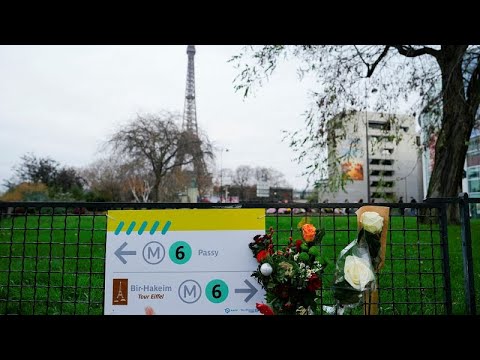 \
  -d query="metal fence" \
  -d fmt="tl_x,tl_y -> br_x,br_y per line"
458,194 -> 479,315
0,196 -> 477,315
